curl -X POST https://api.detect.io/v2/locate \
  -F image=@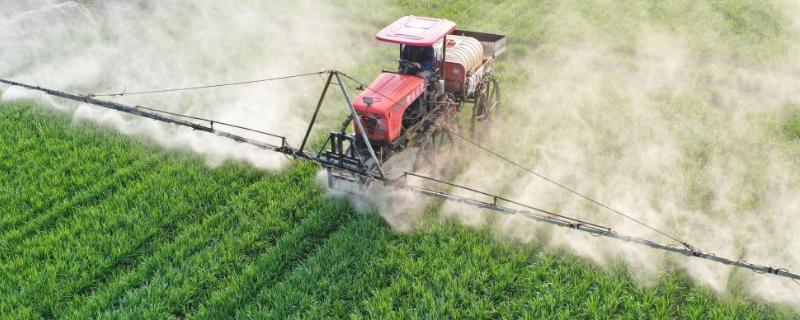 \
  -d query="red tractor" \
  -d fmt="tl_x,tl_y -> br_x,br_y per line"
319,16 -> 505,184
